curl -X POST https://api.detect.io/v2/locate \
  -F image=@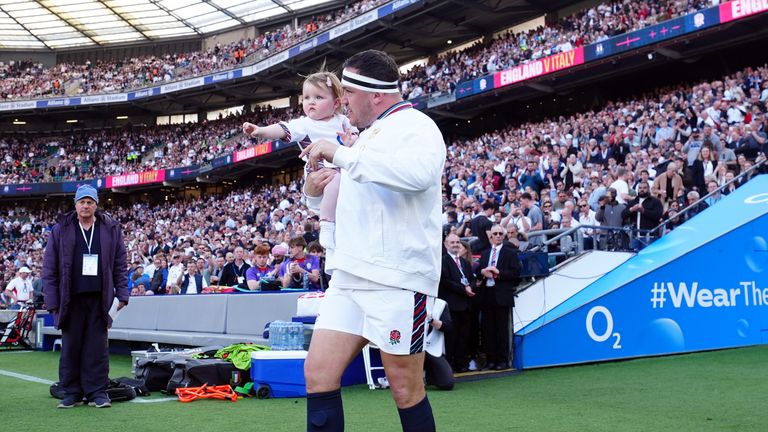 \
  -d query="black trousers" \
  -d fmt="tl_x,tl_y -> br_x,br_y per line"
481,304 -> 511,365
424,353 -> 454,390
444,309 -> 470,371
59,292 -> 109,400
